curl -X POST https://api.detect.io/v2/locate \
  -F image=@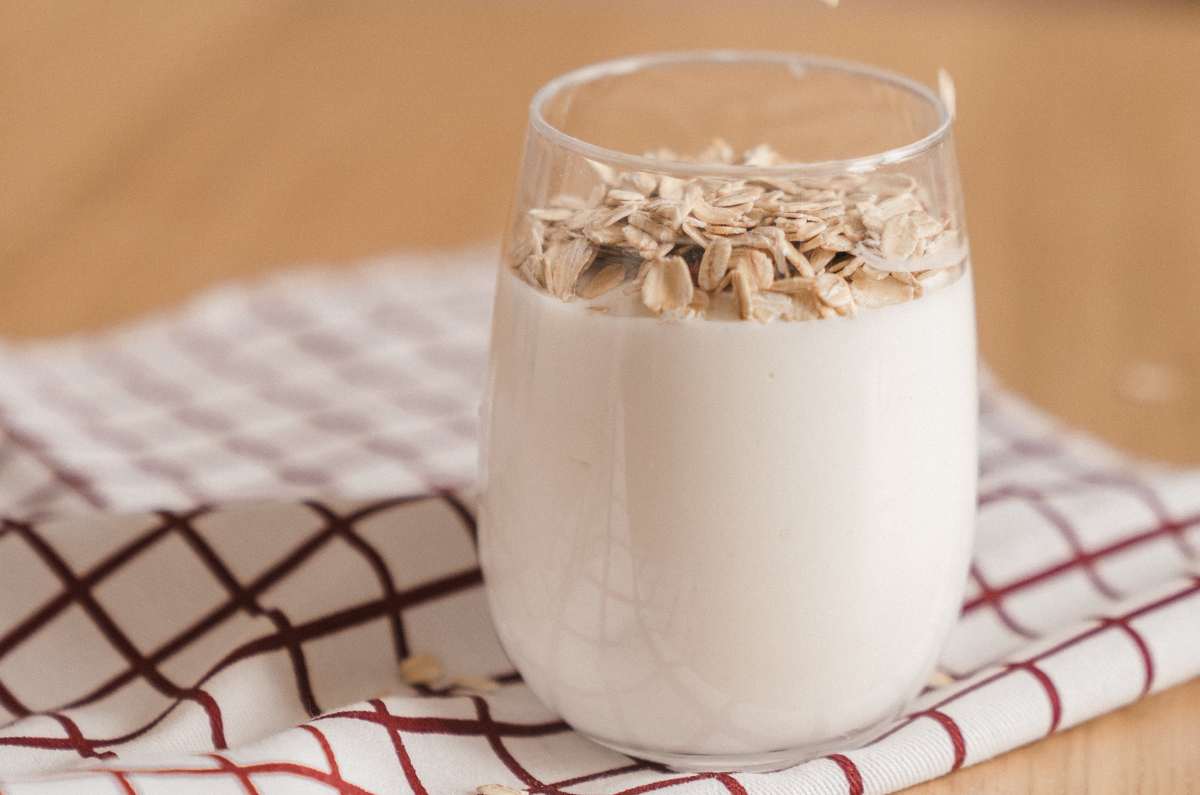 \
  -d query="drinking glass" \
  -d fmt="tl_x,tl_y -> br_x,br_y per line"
479,51 -> 976,772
